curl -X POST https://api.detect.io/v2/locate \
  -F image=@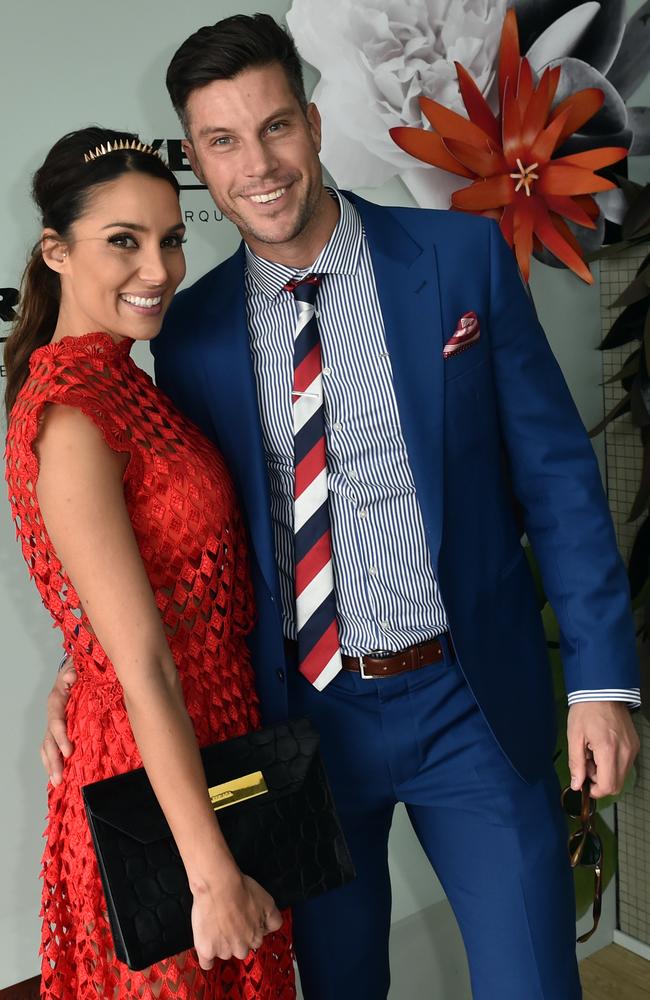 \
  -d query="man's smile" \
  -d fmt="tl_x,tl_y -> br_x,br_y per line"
247,187 -> 287,204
